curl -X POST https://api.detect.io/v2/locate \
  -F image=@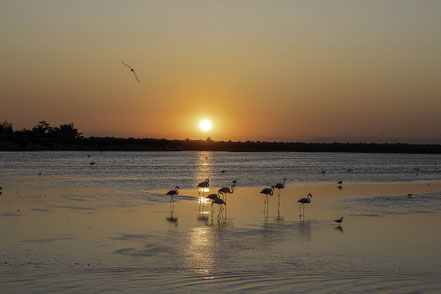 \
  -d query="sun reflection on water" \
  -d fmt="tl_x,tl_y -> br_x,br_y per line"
195,152 -> 213,188
185,226 -> 215,275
